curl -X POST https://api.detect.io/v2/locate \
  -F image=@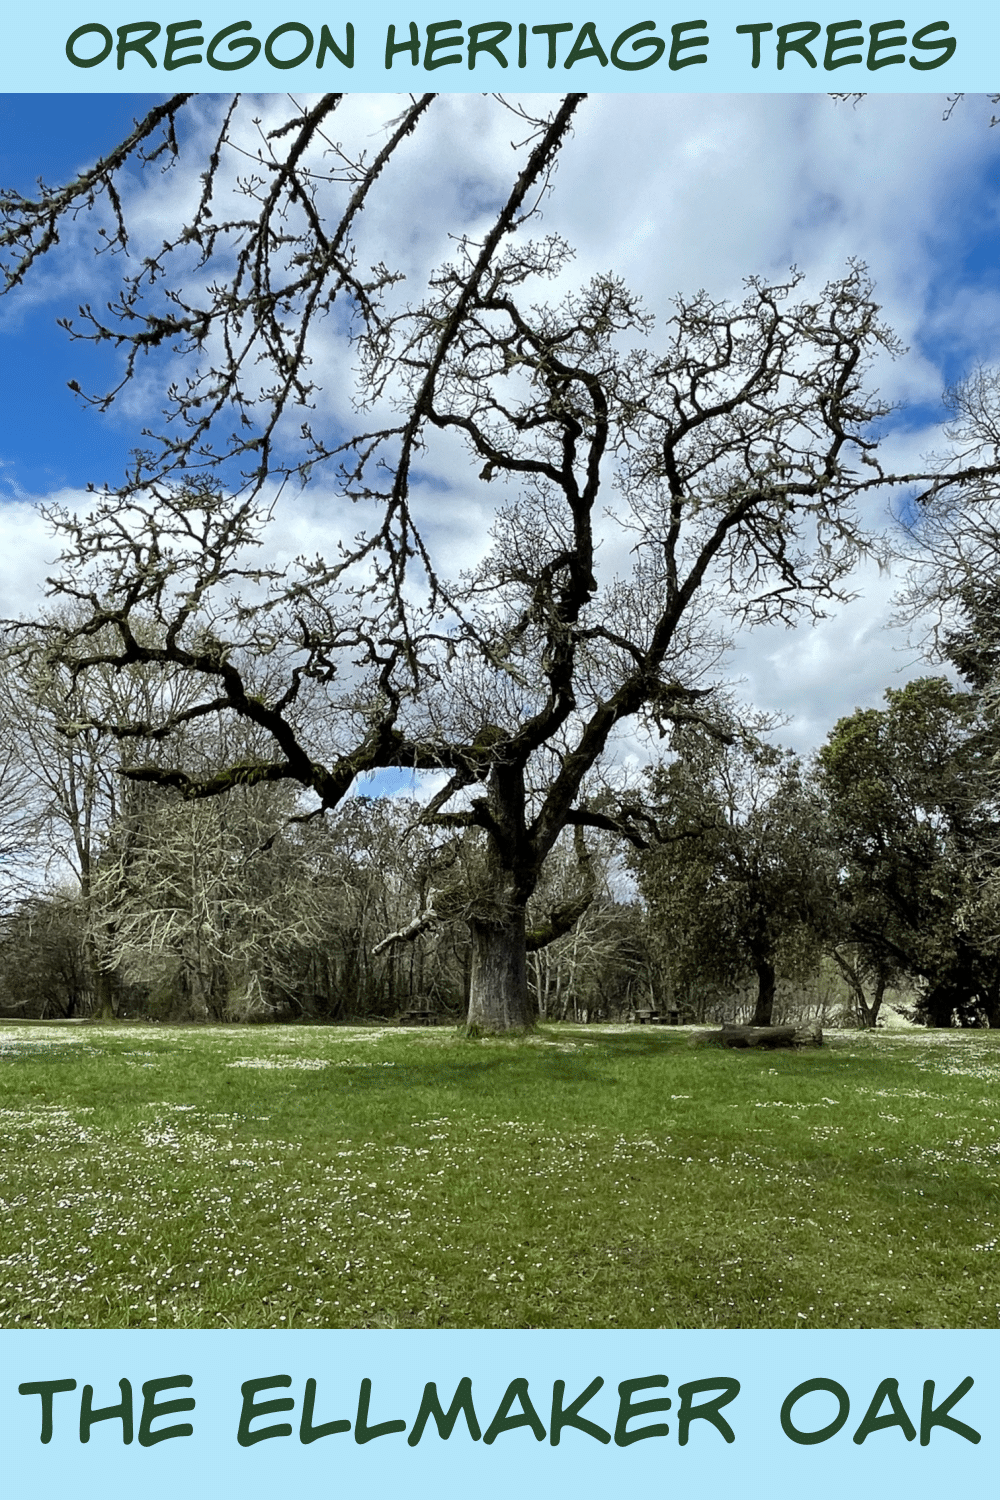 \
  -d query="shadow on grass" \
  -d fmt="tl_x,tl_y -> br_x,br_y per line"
324,1029 -> 692,1093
